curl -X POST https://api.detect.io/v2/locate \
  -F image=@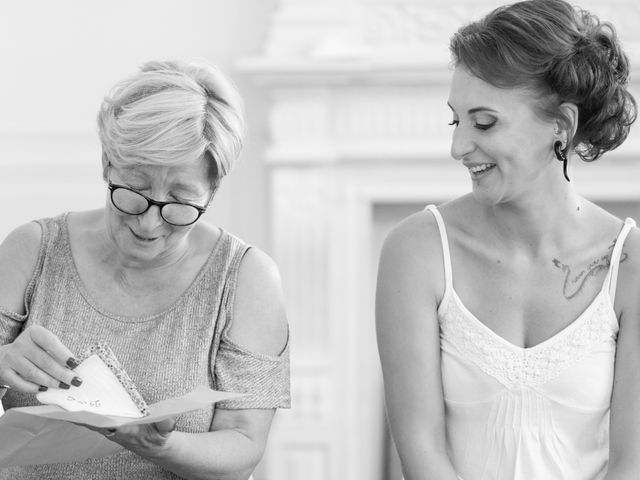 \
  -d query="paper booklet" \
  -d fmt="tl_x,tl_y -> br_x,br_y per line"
36,343 -> 150,418
0,342 -> 243,468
